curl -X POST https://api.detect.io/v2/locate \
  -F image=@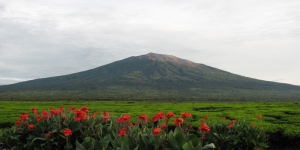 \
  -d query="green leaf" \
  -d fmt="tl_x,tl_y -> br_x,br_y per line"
121,140 -> 130,150
102,134 -> 111,145
182,142 -> 194,150
202,143 -> 215,150
258,143 -> 269,148
32,137 -> 46,143
175,132 -> 185,147
70,121 -> 81,132
194,145 -> 203,150
190,135 -> 200,146
168,131 -> 180,150
87,118 -> 95,127
75,140 -> 86,150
